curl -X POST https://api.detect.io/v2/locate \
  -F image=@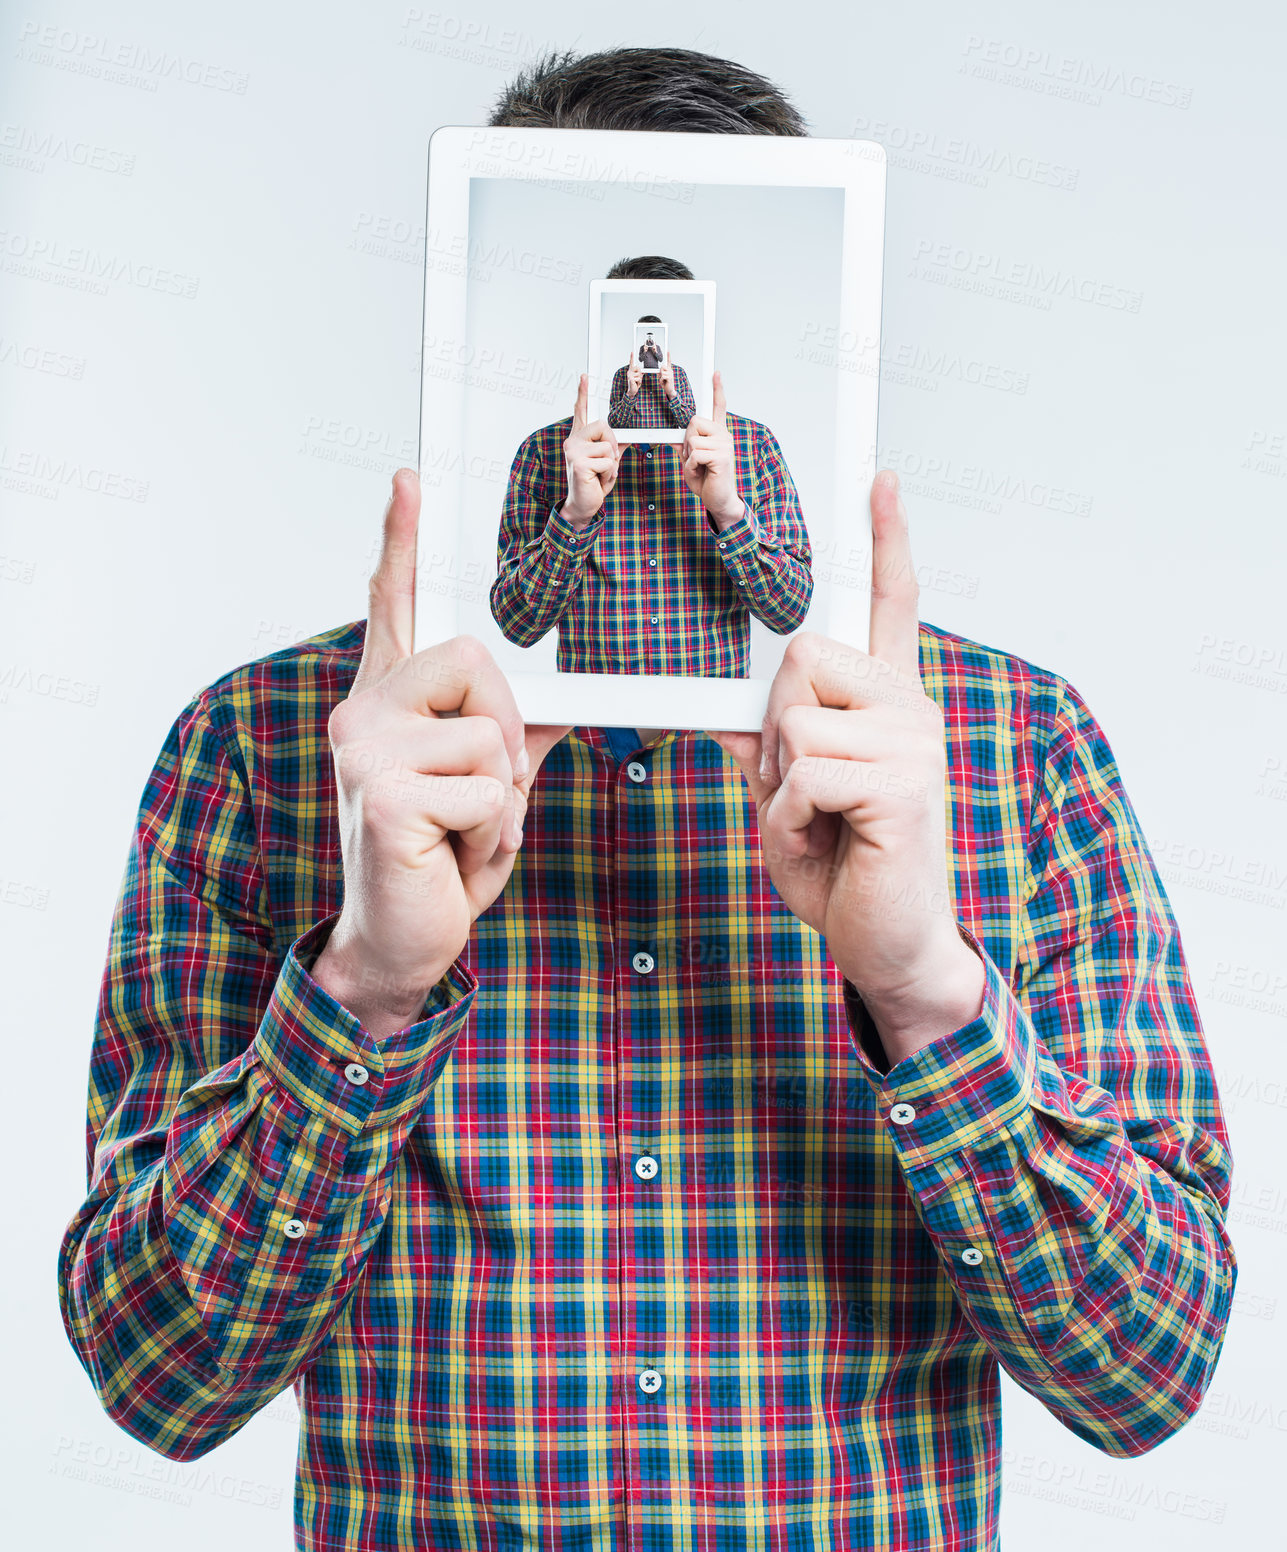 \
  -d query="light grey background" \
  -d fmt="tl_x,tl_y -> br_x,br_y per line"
3,1 -> 1283,1548
459,178 -> 842,676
